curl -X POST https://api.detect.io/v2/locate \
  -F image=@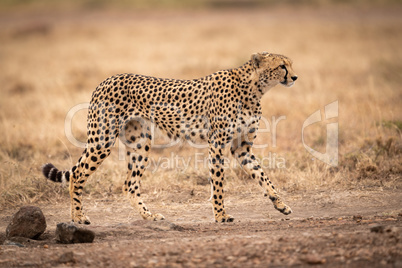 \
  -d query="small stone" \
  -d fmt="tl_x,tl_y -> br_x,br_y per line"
370,224 -> 384,233
55,222 -> 95,244
43,244 -> 49,249
7,236 -> 32,244
301,254 -> 326,265
385,226 -> 399,234
6,206 -> 46,239
353,215 -> 362,222
145,221 -> 186,232
58,251 -> 76,264
3,240 -> 24,247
